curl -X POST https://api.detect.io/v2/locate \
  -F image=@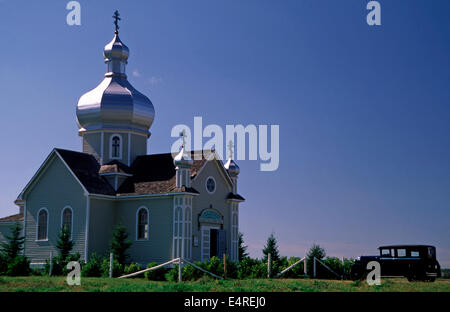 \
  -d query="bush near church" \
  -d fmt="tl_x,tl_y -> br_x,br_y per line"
0,223 -> 31,276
